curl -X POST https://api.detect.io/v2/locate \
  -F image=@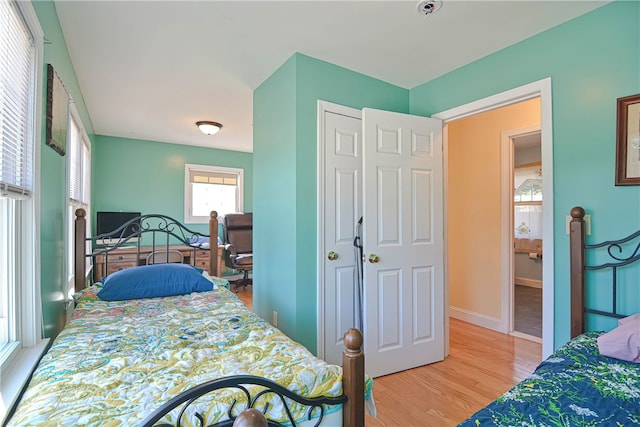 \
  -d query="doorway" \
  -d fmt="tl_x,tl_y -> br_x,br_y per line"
511,130 -> 542,342
434,78 -> 554,358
